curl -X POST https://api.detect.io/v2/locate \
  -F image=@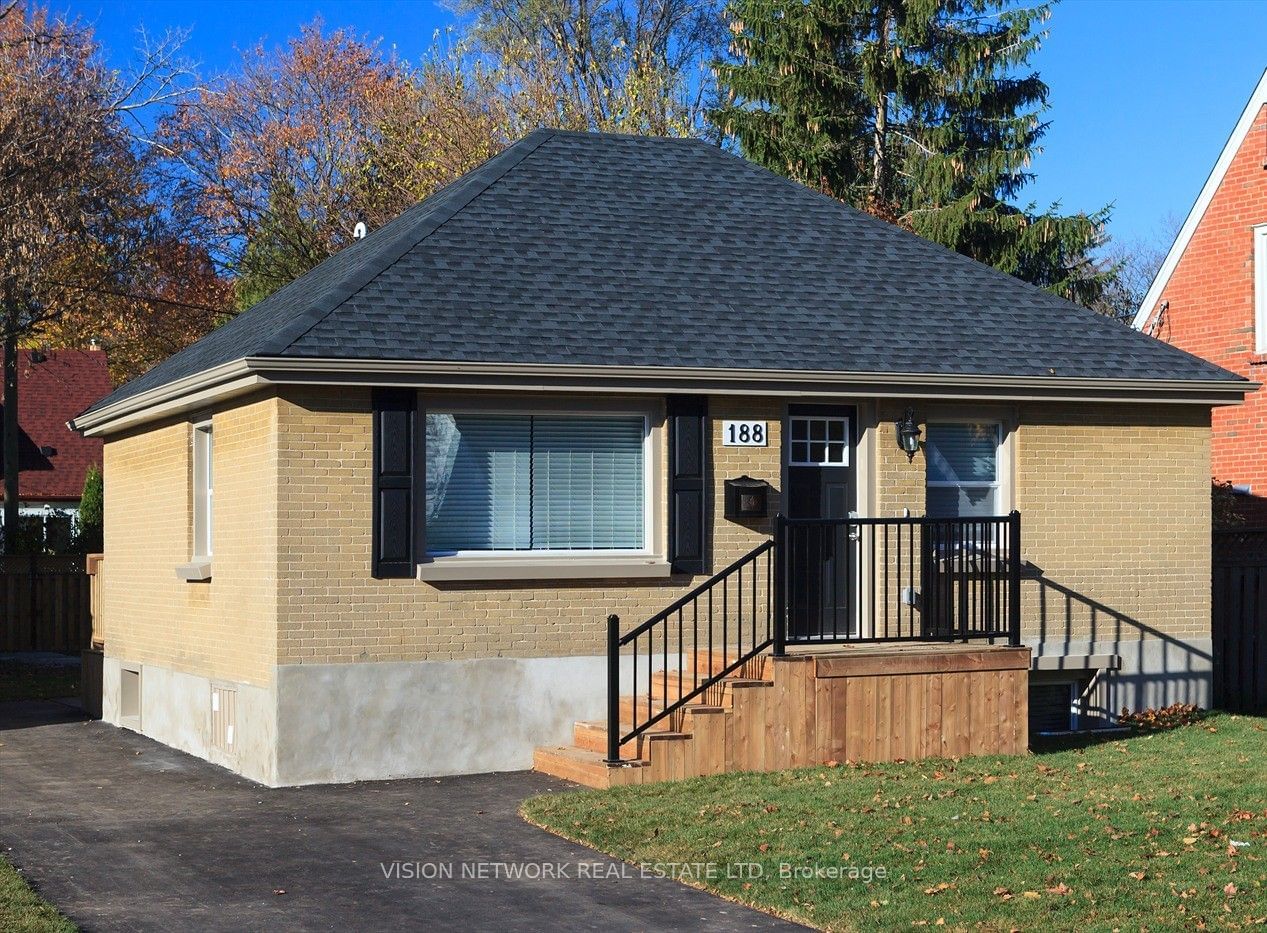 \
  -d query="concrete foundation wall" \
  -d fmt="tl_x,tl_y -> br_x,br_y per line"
1029,636 -> 1215,718
274,655 -> 642,785
102,656 -> 278,785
